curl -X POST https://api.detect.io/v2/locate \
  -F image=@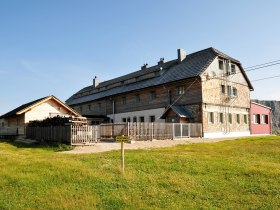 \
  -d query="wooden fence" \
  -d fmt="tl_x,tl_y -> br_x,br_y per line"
71,125 -> 99,145
25,123 -> 202,145
100,122 -> 202,141
26,126 -> 71,143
